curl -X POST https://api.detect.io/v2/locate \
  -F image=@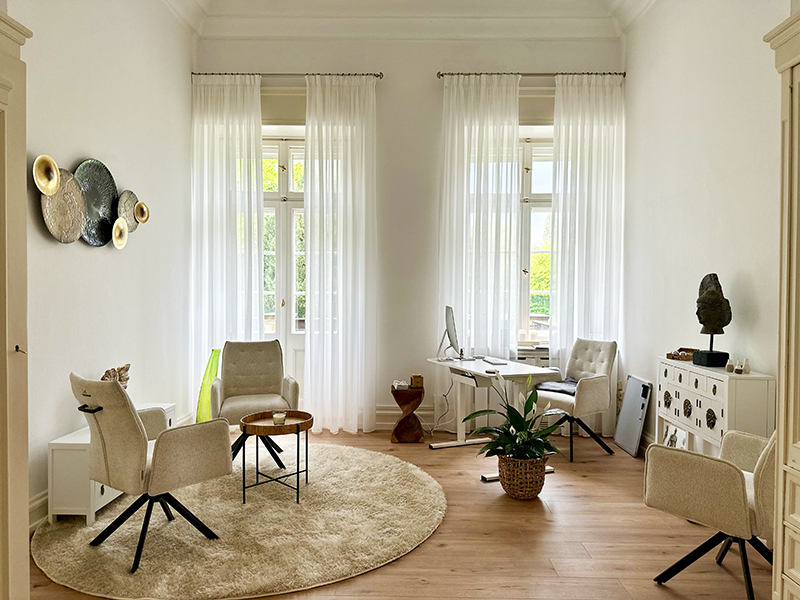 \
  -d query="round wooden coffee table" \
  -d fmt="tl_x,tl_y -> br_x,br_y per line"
238,410 -> 313,504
